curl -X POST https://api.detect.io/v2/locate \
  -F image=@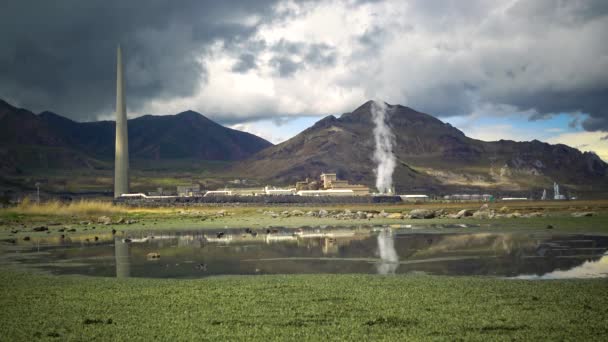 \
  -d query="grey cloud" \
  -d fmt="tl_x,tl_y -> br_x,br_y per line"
0,0 -> 281,121
478,0 -> 608,130
232,53 -> 258,73
271,39 -> 305,55
582,116 -> 608,132
405,83 -> 476,117
220,114 -> 301,127
358,26 -> 385,50
213,113 -> 318,127
305,43 -> 337,66
358,0 -> 608,132
508,0 -> 608,26
271,117 -> 294,126
601,135 -> 608,141
486,87 -> 608,131
569,117 -> 580,129
270,57 -> 301,77
406,0 -> 497,28
268,40 -> 337,77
